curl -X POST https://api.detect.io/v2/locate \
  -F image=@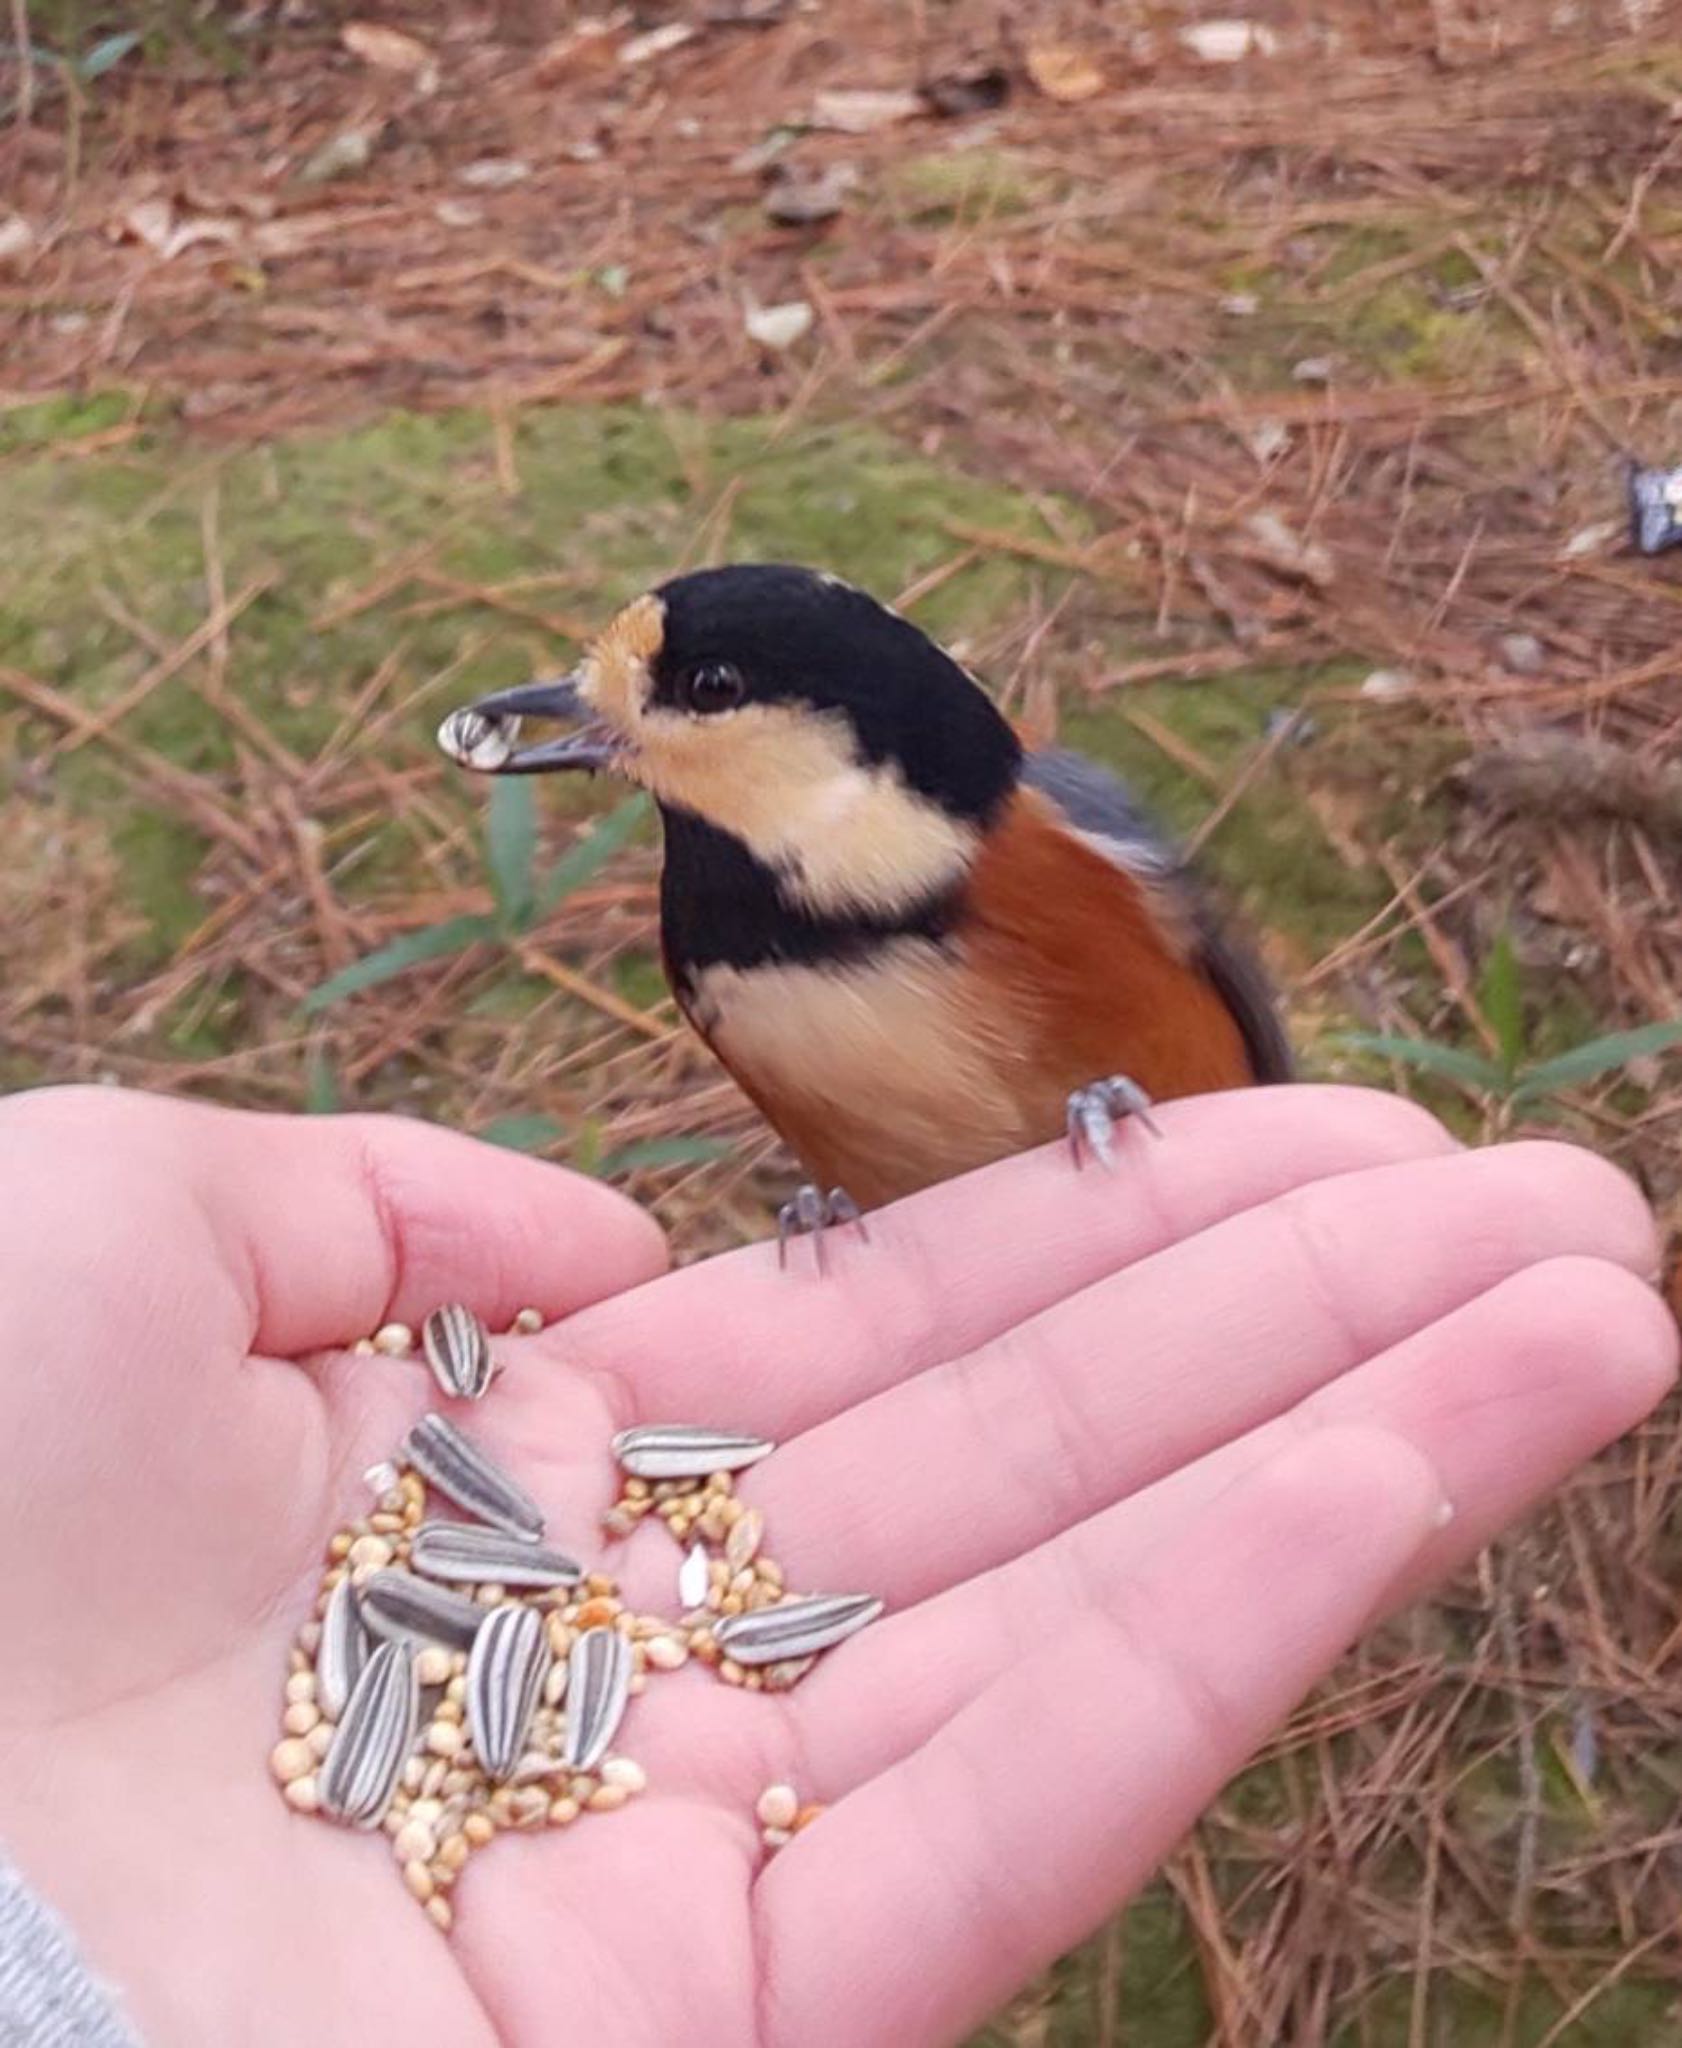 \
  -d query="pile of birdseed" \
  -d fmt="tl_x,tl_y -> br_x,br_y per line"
271,1305 -> 879,1932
